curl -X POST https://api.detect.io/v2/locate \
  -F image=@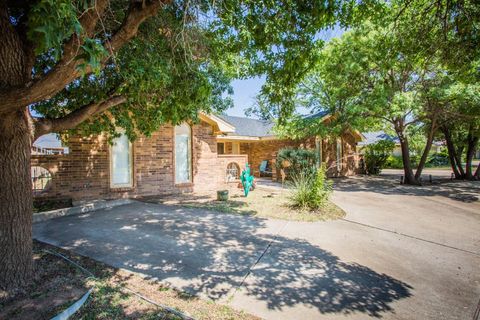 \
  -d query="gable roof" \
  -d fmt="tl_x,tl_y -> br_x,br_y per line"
218,115 -> 275,137
199,113 -> 236,133
358,131 -> 400,146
